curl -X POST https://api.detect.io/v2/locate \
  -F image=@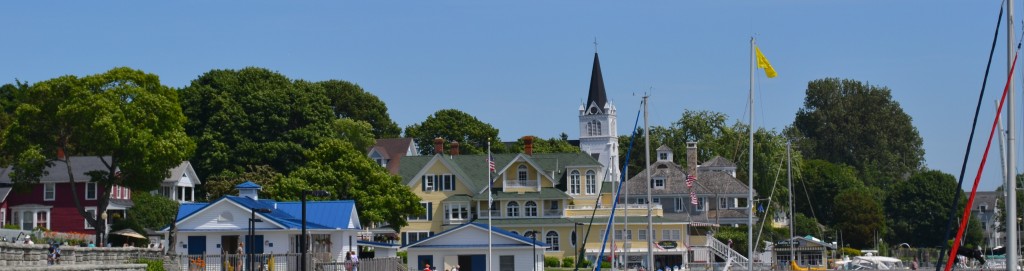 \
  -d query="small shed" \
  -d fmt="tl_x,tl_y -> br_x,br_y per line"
358,240 -> 399,258
771,236 -> 836,268
403,223 -> 548,271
